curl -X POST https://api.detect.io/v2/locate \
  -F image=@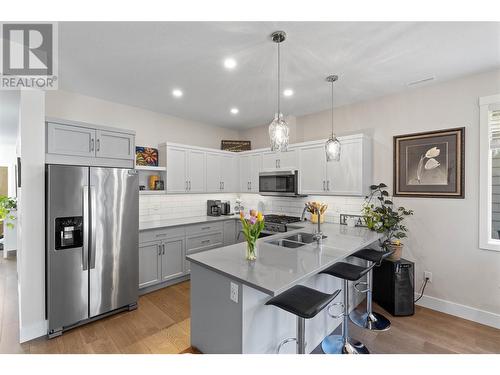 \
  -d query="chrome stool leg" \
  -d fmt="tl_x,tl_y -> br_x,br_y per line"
350,261 -> 391,331
322,279 -> 369,354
